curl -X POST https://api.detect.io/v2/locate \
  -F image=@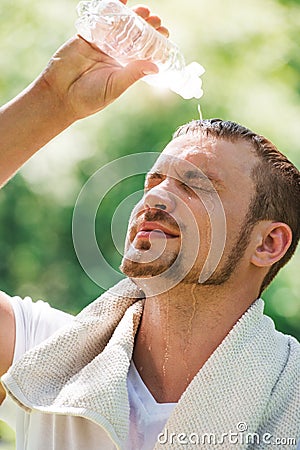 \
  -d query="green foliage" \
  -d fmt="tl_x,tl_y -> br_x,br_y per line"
0,0 -> 300,444
0,0 -> 299,330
